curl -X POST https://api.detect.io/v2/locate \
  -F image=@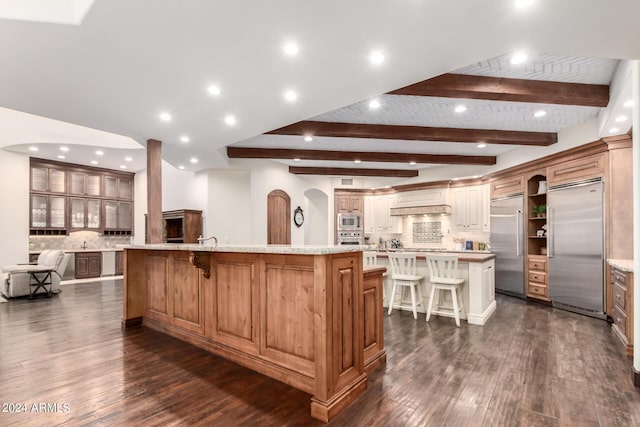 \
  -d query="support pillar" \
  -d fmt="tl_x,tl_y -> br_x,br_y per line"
147,139 -> 163,244
631,60 -> 640,386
